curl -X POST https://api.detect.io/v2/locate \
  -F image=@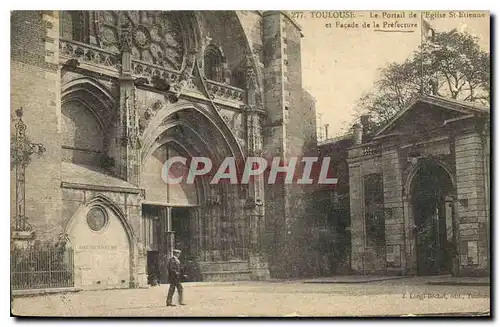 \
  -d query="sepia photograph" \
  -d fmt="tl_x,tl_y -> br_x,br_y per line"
9,8 -> 491,318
